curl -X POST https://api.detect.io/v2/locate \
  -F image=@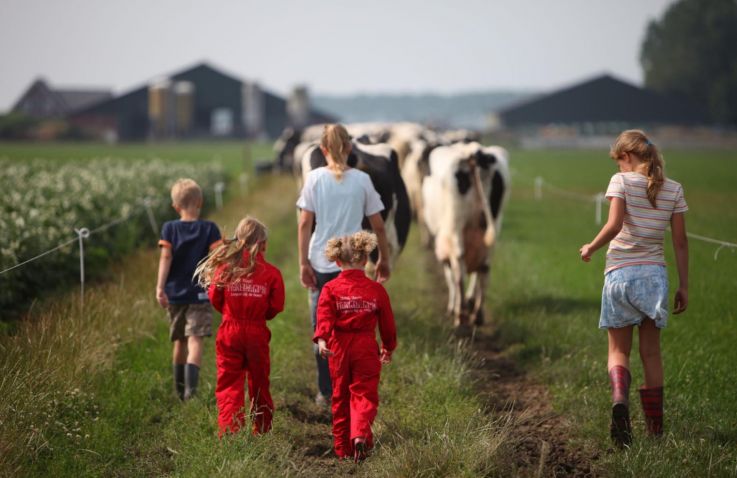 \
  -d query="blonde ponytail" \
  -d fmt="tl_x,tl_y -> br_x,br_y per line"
321,124 -> 351,181
194,216 -> 268,287
610,129 -> 665,208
